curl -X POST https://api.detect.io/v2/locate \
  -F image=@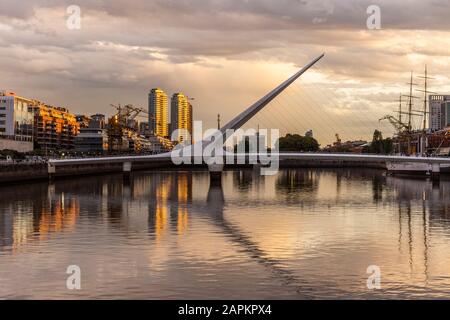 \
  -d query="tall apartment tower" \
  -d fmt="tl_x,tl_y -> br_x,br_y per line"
170,93 -> 193,143
148,88 -> 168,137
429,95 -> 450,131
